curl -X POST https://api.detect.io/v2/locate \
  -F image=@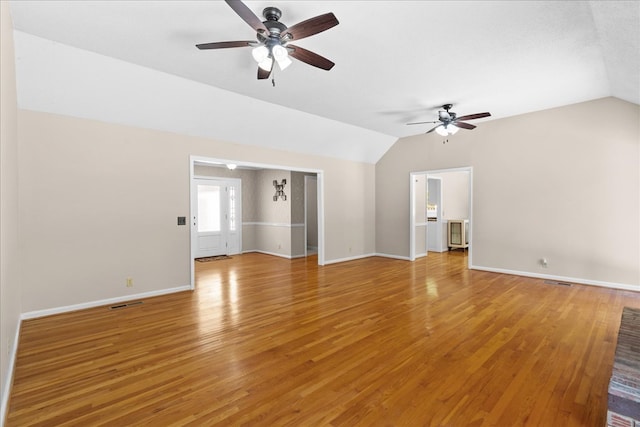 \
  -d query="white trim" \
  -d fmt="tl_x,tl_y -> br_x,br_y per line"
374,252 -> 412,261
20,286 -> 191,320
1,318 -> 21,427
242,222 -> 304,228
470,264 -> 640,292
317,173 -> 325,266
243,250 -> 305,260
409,174 -> 416,262
324,253 -> 377,265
